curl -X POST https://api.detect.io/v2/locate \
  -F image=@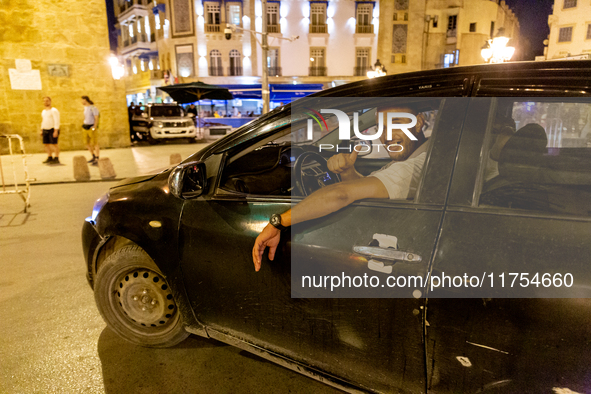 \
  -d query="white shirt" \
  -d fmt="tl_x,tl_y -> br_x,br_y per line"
41,107 -> 60,130
369,141 -> 429,200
